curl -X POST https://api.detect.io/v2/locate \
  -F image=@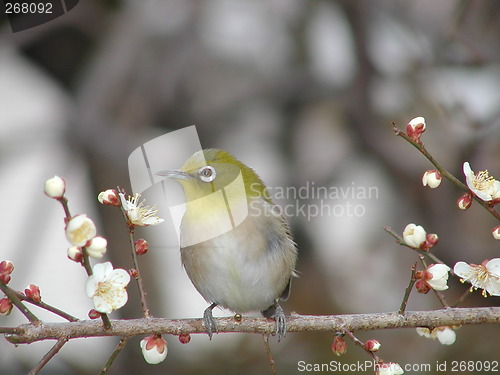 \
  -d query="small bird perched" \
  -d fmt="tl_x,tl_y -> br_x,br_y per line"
157,149 -> 297,341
